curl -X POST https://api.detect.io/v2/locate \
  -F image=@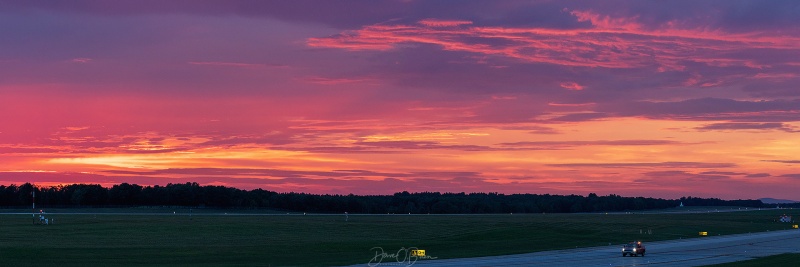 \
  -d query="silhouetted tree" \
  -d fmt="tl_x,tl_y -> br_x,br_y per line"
0,182 -> 767,213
